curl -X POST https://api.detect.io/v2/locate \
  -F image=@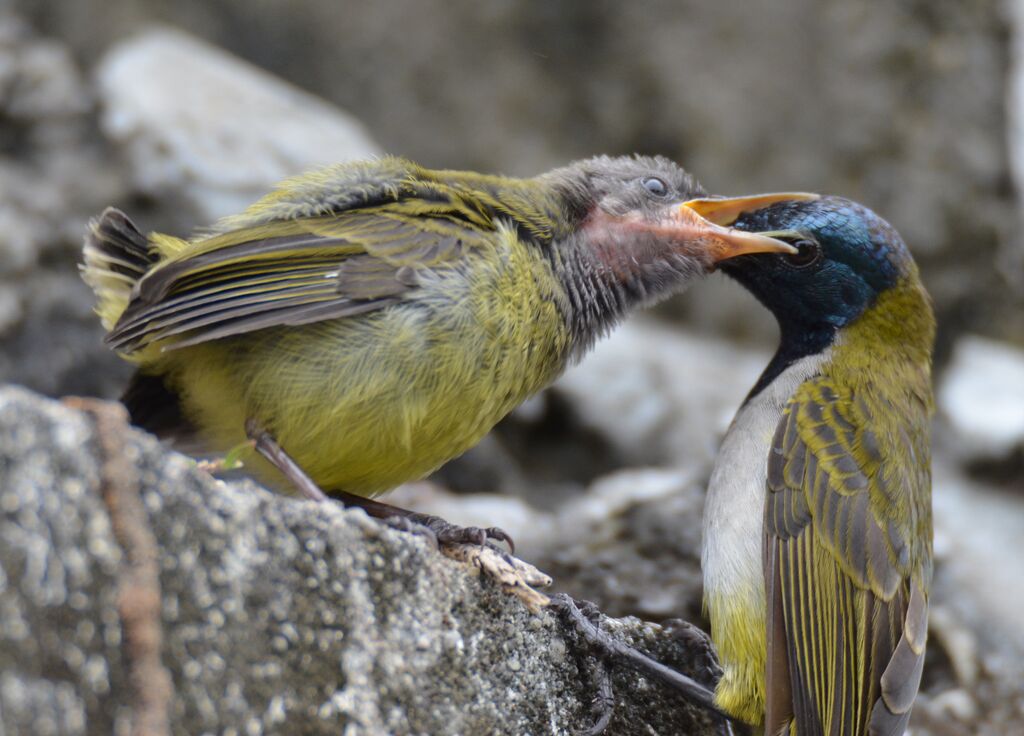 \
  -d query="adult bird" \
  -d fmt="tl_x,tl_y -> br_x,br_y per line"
81,155 -> 797,553
691,194 -> 934,734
